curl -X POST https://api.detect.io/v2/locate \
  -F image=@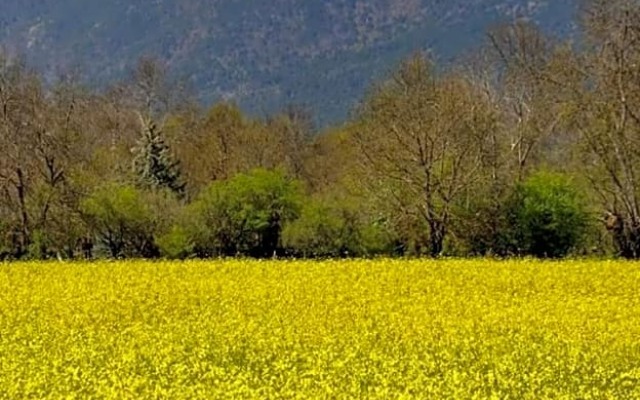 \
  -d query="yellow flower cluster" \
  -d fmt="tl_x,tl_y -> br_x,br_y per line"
1,259 -> 639,399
